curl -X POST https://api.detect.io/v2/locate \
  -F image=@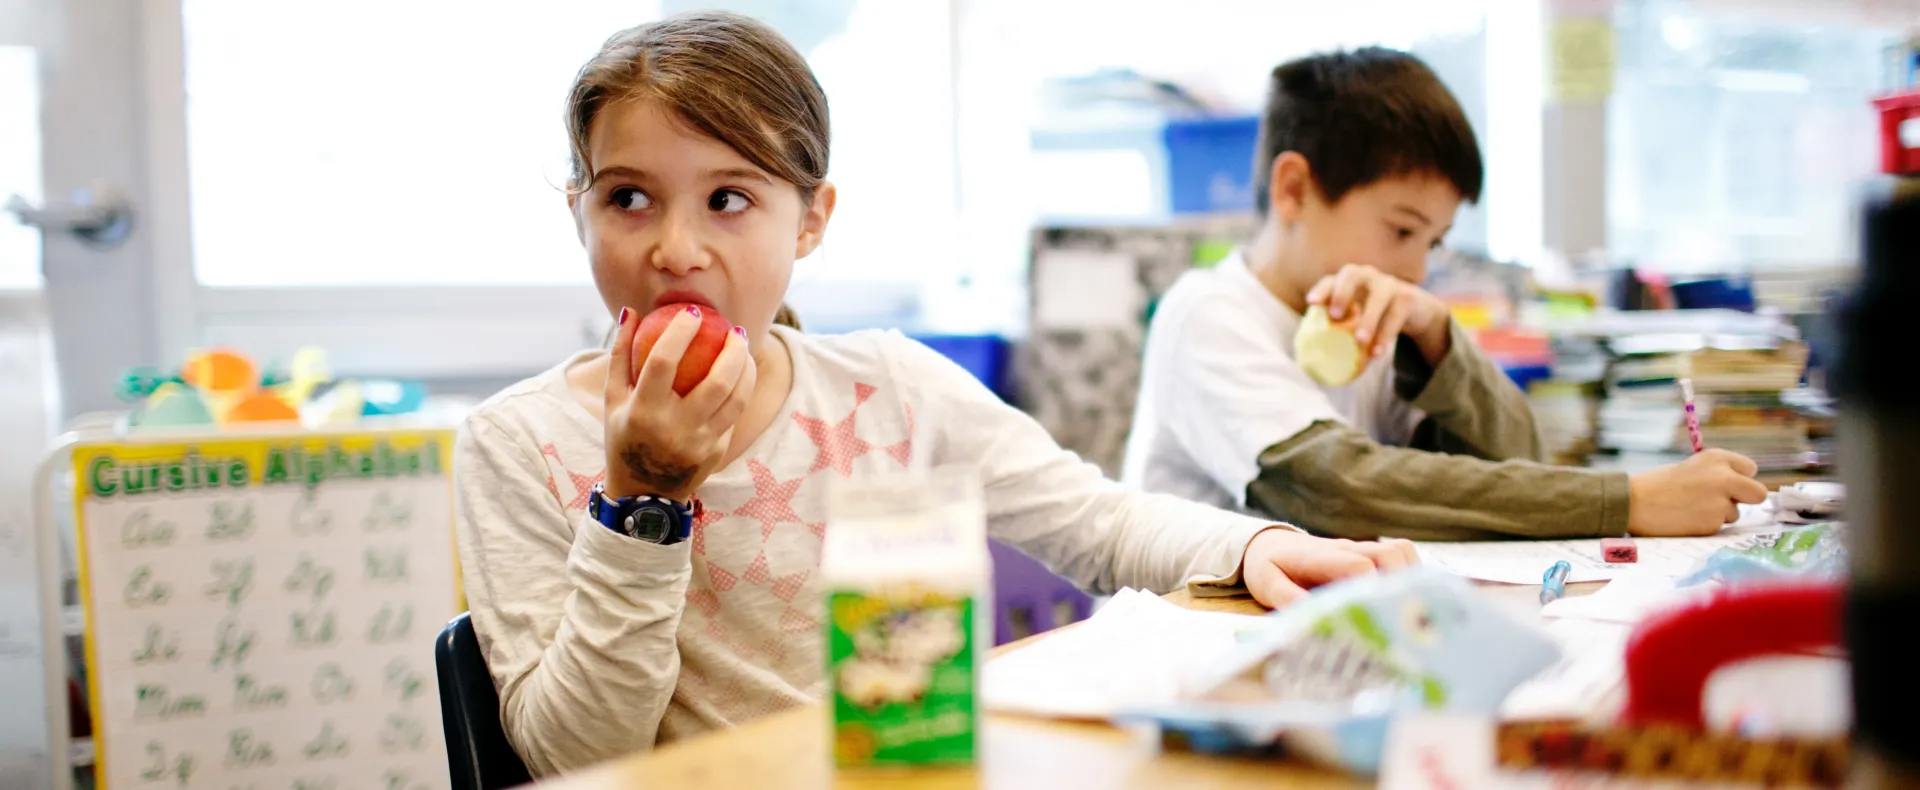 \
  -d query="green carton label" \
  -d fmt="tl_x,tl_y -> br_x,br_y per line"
826,587 -> 977,766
